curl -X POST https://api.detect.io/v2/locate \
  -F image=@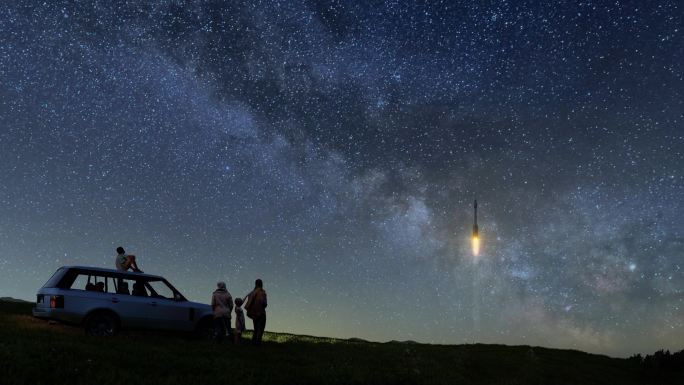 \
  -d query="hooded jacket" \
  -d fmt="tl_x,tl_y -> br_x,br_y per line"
211,288 -> 233,318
